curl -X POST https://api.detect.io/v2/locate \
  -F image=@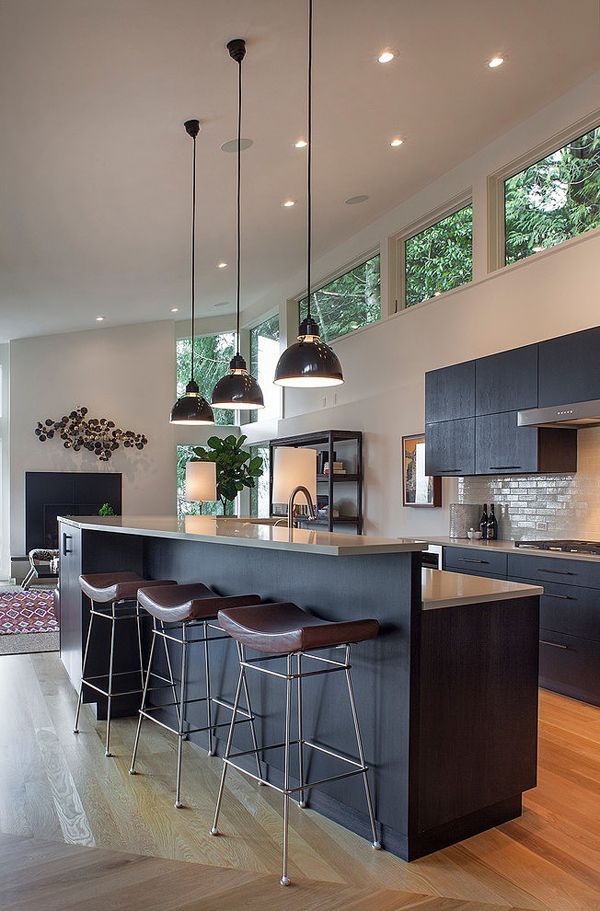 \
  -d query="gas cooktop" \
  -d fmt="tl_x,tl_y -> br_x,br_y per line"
514,539 -> 600,555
